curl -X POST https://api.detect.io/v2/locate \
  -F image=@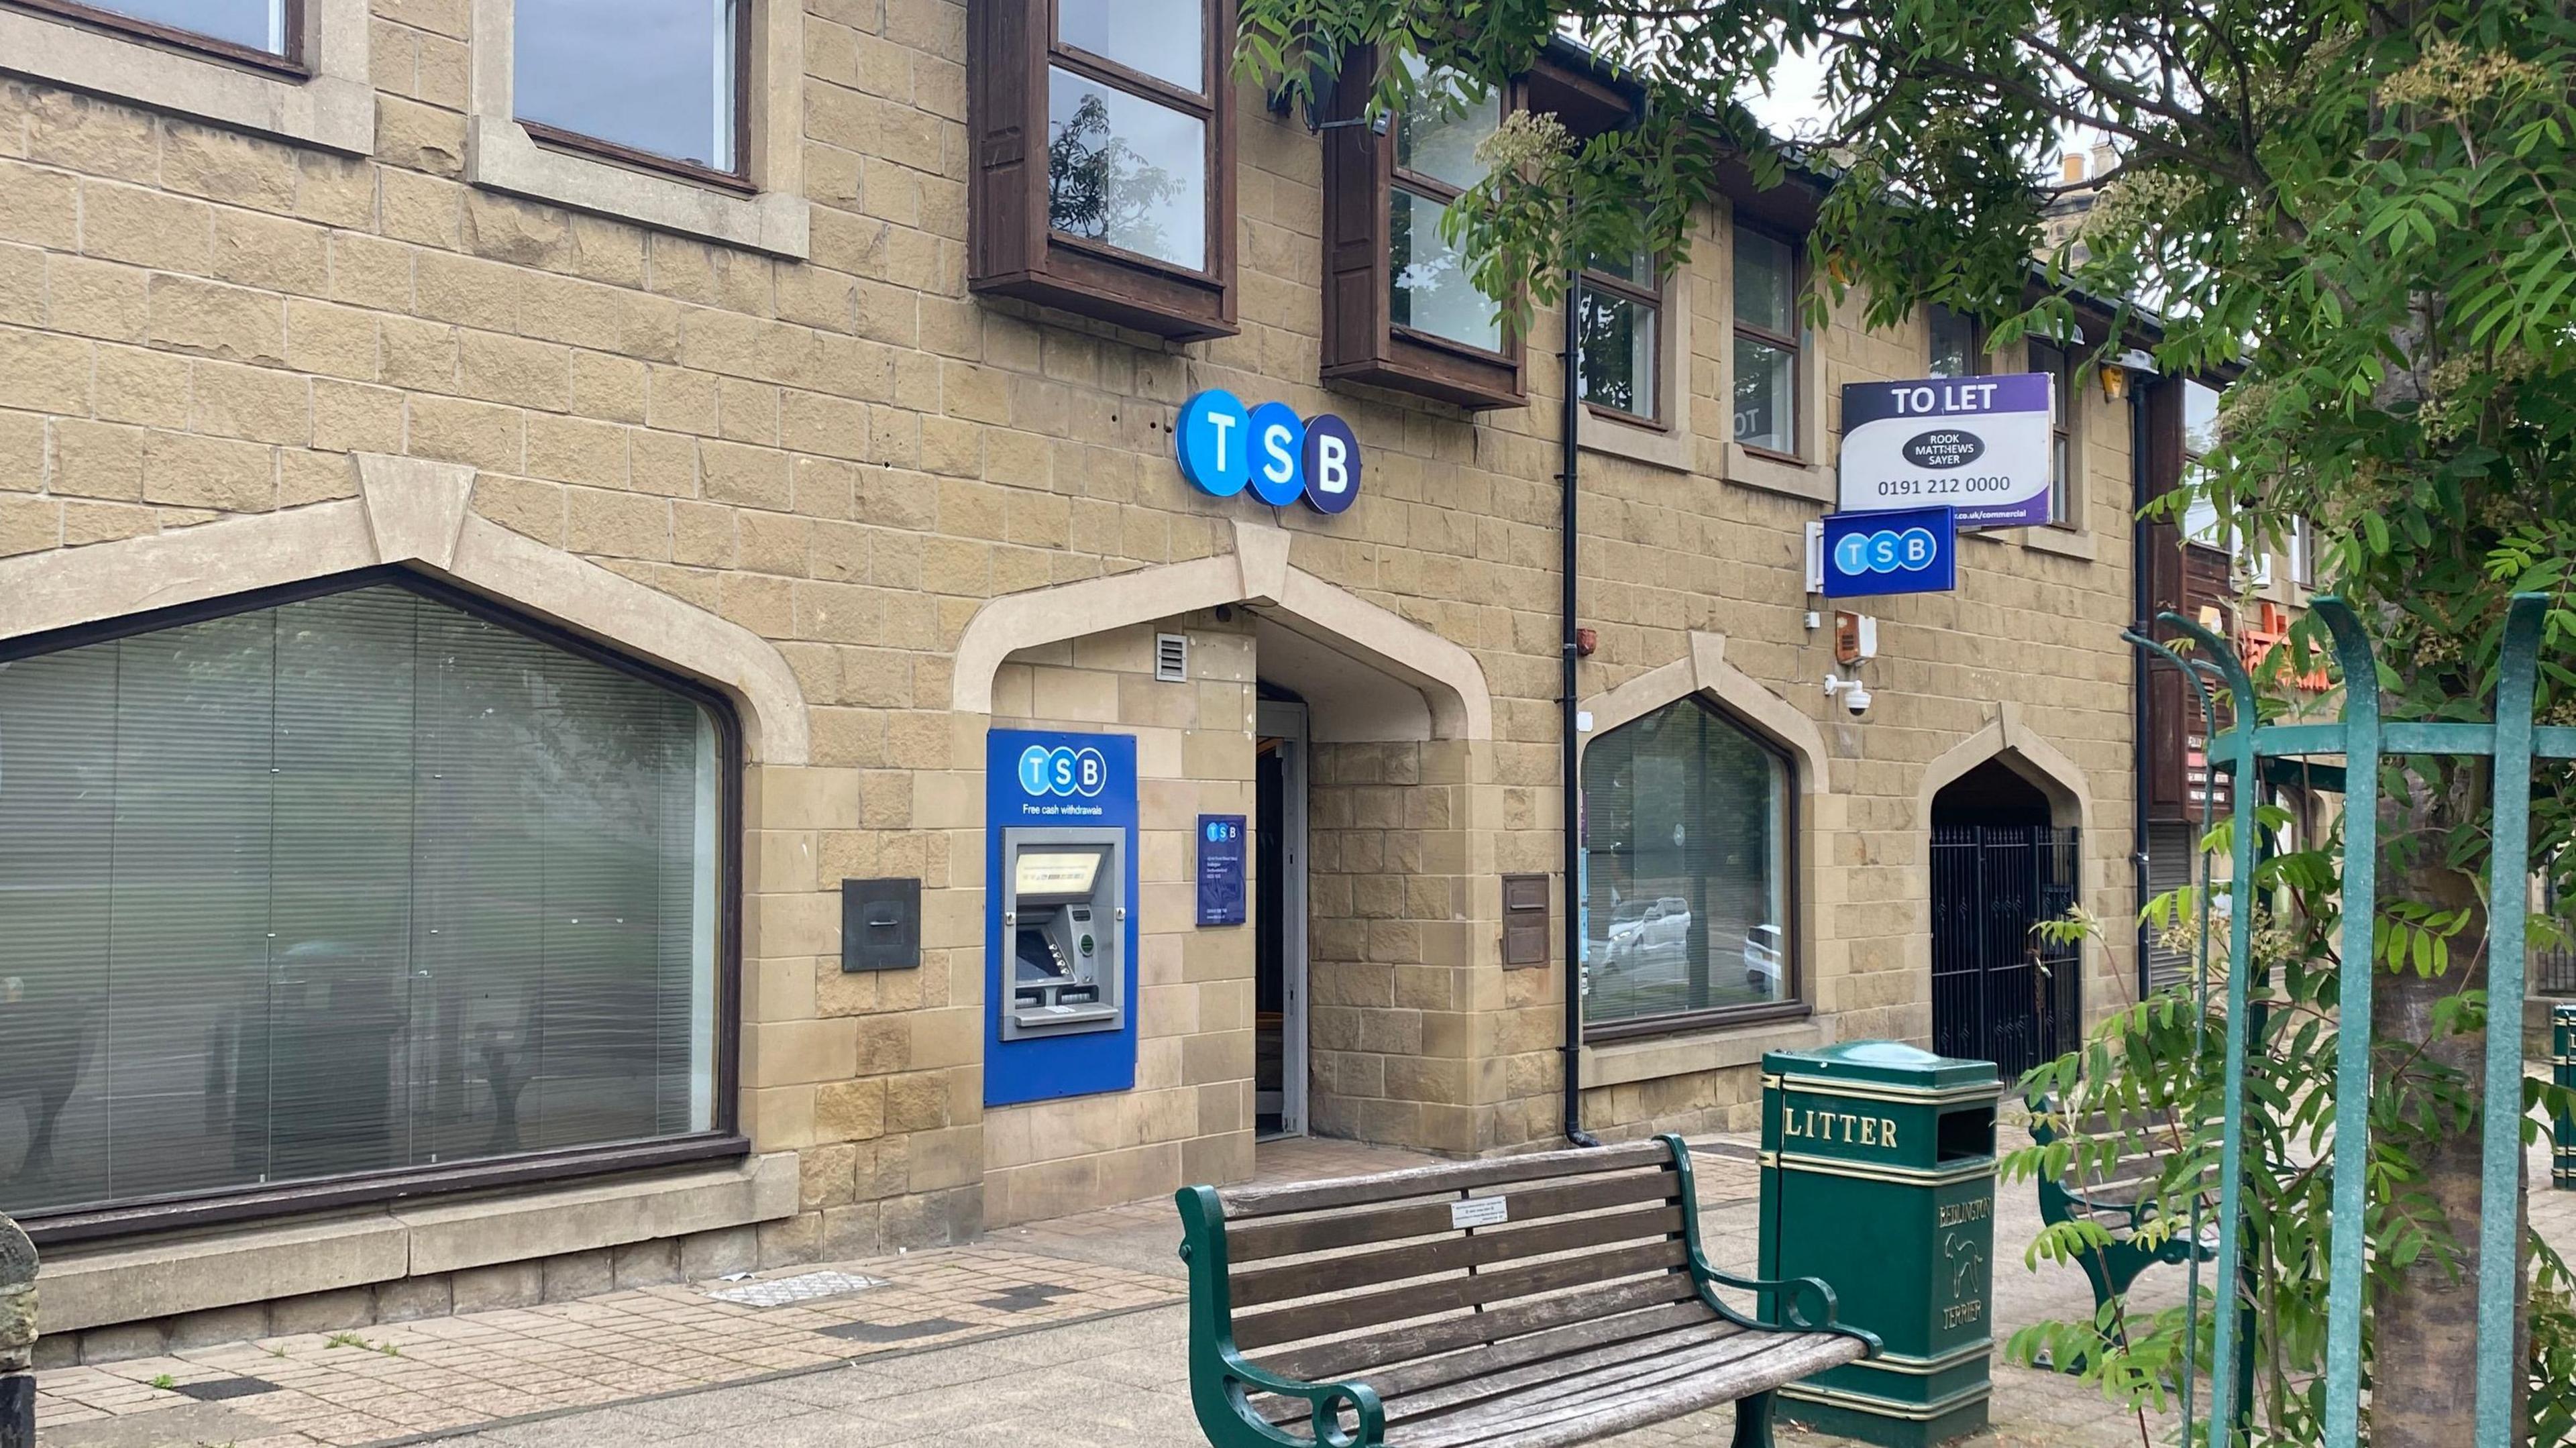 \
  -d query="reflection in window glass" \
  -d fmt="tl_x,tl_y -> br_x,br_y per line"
1047,68 -> 1208,272
1733,230 -> 1794,336
517,0 -> 738,170
0,585 -> 722,1218
1391,186 -> 1501,351
1577,286 -> 1655,418
1733,336 -> 1795,453
88,0 -> 284,53
1928,304 -> 1980,378
1056,0 -> 1202,93
1394,73 -> 1498,192
2032,341 -> 2076,524
1582,698 -> 1790,1028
